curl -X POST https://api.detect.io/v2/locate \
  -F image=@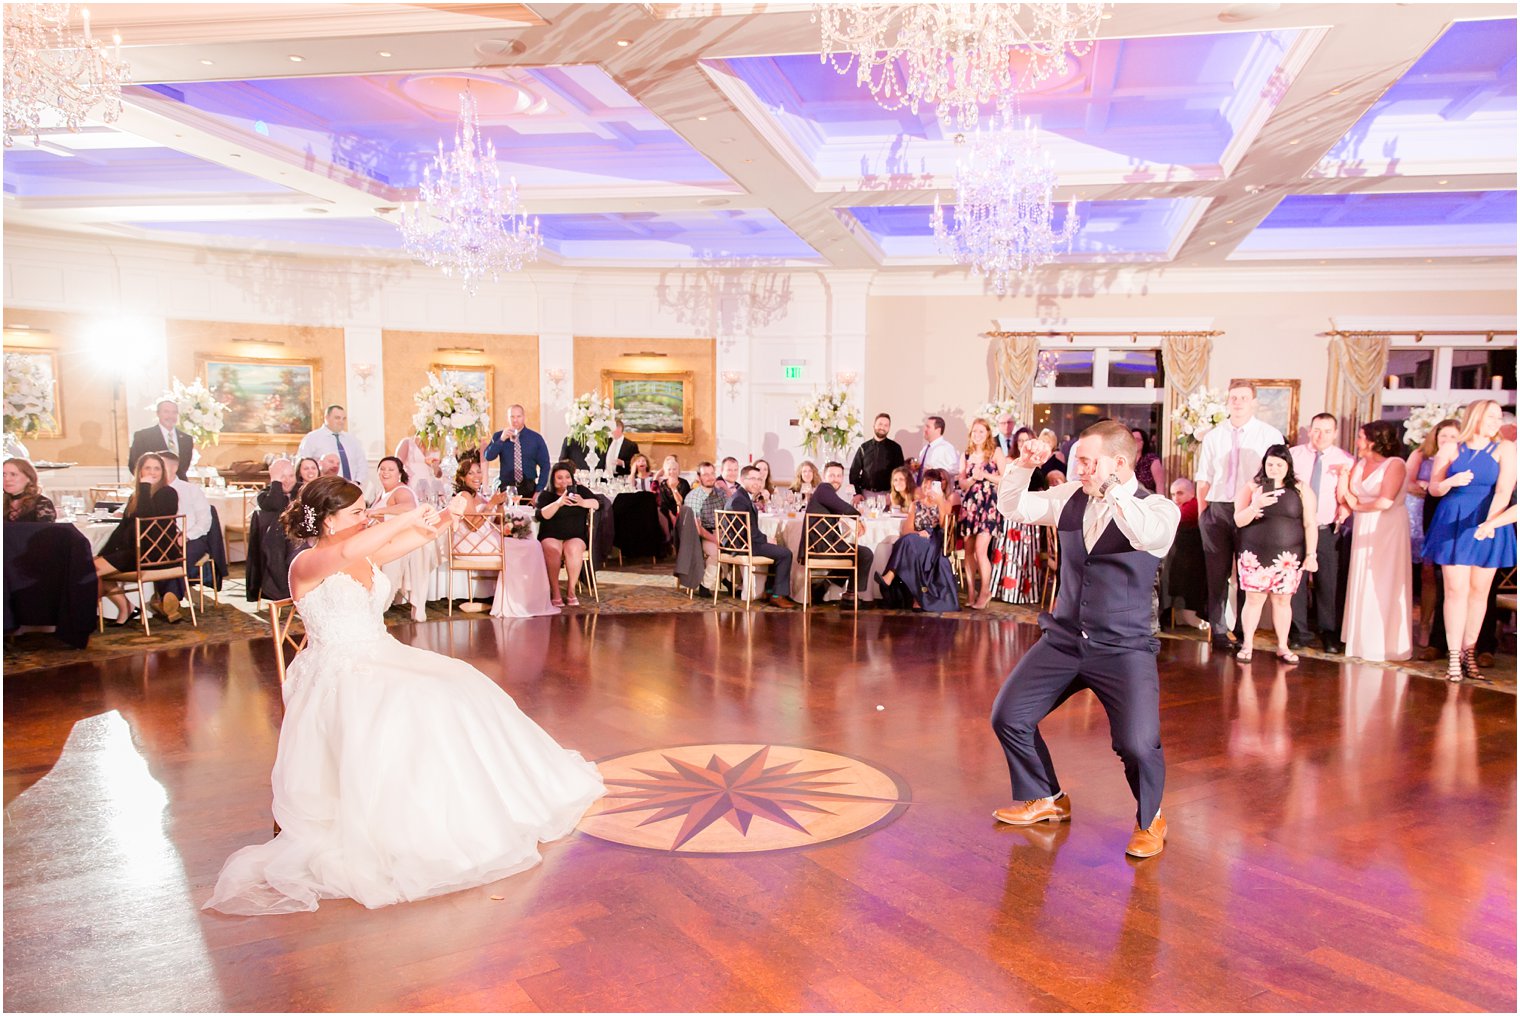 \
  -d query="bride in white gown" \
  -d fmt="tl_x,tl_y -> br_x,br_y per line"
204,476 -> 605,915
